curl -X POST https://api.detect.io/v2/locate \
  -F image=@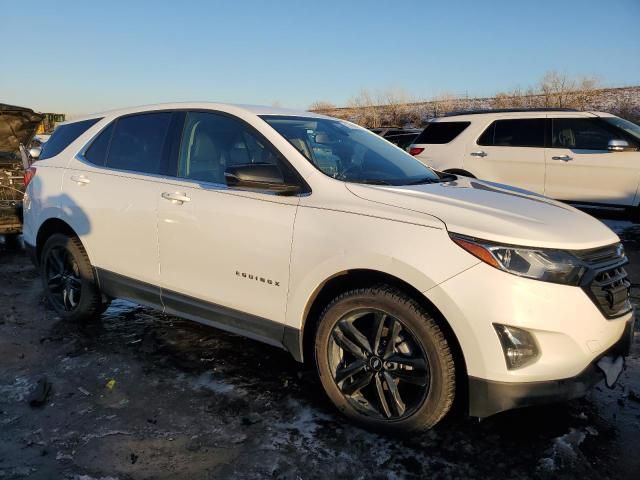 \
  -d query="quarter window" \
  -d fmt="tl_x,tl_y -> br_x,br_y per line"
552,118 -> 618,150
178,111 -> 287,185
414,122 -> 470,144
84,123 -> 114,166
39,118 -> 101,160
478,119 -> 545,147
106,112 -> 172,174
